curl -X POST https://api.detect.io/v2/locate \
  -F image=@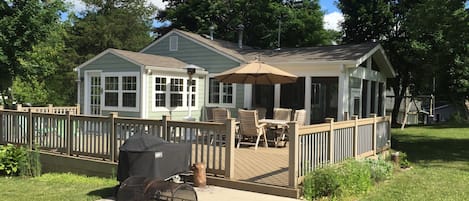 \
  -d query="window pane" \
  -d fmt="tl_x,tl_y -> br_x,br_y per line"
187,94 -> 196,107
222,83 -> 233,104
187,79 -> 196,92
123,93 -> 136,107
105,77 -> 118,90
155,94 -> 166,107
209,78 -> 220,103
170,94 -> 183,107
105,92 -> 118,106
155,77 -> 166,91
122,76 -> 136,90
170,78 -> 183,92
